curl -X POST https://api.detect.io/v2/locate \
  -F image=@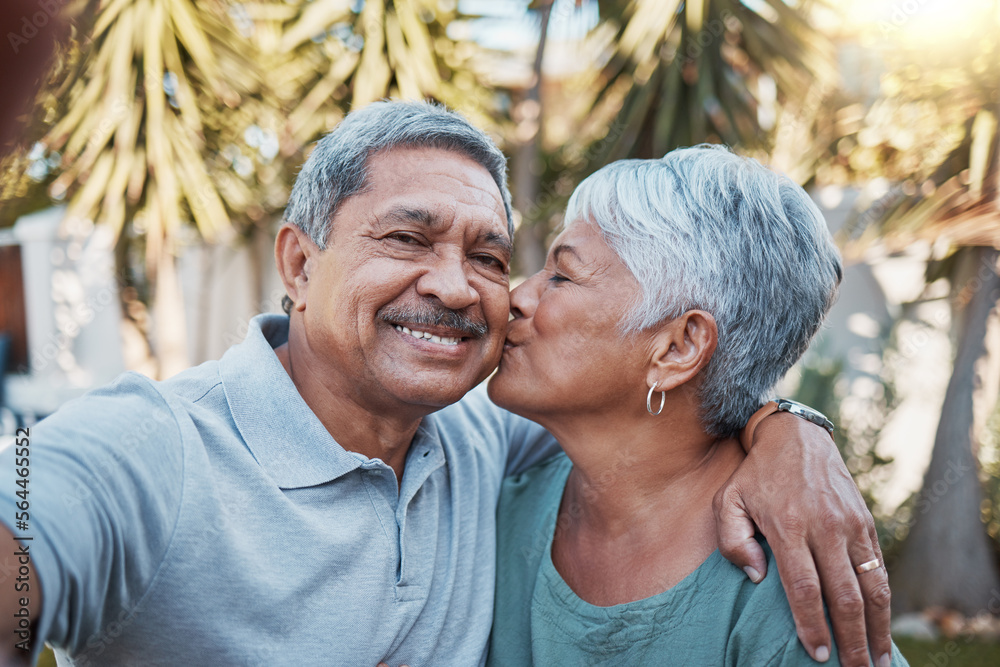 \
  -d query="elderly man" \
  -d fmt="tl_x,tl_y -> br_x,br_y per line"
0,102 -> 890,666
